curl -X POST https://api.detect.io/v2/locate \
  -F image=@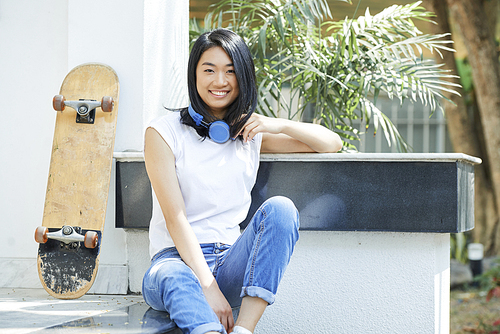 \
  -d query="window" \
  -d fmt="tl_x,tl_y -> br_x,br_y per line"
352,95 -> 453,153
